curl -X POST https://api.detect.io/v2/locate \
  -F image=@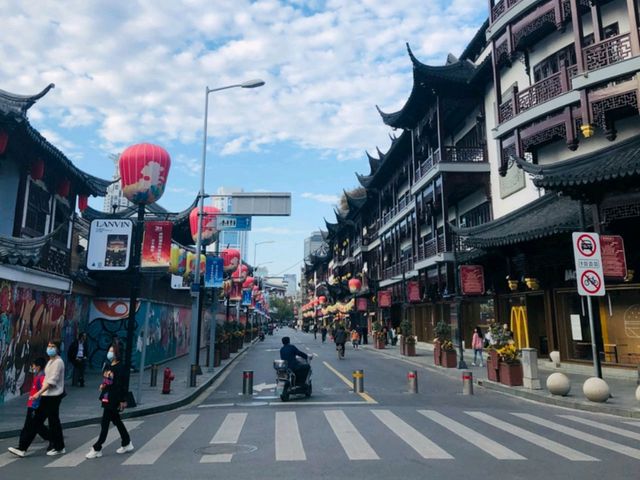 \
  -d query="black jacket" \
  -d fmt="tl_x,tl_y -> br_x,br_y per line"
280,344 -> 308,369
99,362 -> 127,409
